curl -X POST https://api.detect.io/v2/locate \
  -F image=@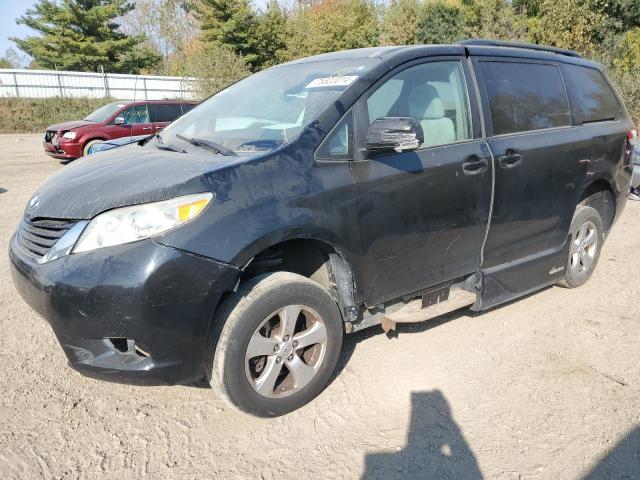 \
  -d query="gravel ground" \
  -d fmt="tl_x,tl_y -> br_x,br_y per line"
1,134 -> 639,480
